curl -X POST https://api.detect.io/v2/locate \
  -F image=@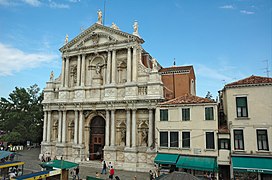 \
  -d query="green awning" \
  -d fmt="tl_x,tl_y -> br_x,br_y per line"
41,160 -> 79,170
154,153 -> 179,165
176,156 -> 217,172
232,156 -> 272,174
